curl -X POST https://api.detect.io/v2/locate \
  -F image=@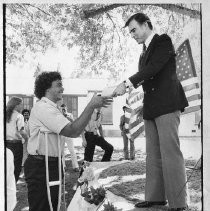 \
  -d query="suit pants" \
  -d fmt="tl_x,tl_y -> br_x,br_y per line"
24,156 -> 63,211
84,132 -> 113,162
122,131 -> 135,160
144,110 -> 187,208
